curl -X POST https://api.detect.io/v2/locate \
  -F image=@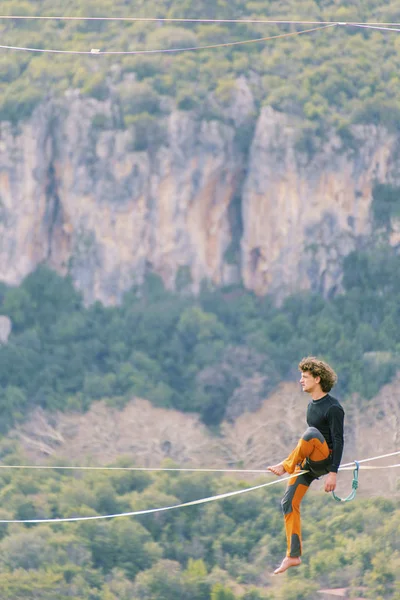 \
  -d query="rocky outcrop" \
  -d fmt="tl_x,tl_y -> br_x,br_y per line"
0,315 -> 11,343
1,88 -> 399,304
0,93 -> 244,304
242,107 -> 400,298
